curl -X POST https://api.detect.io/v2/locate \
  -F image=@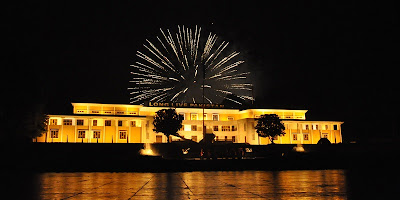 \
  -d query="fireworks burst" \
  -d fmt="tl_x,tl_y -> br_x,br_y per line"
129,25 -> 254,106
